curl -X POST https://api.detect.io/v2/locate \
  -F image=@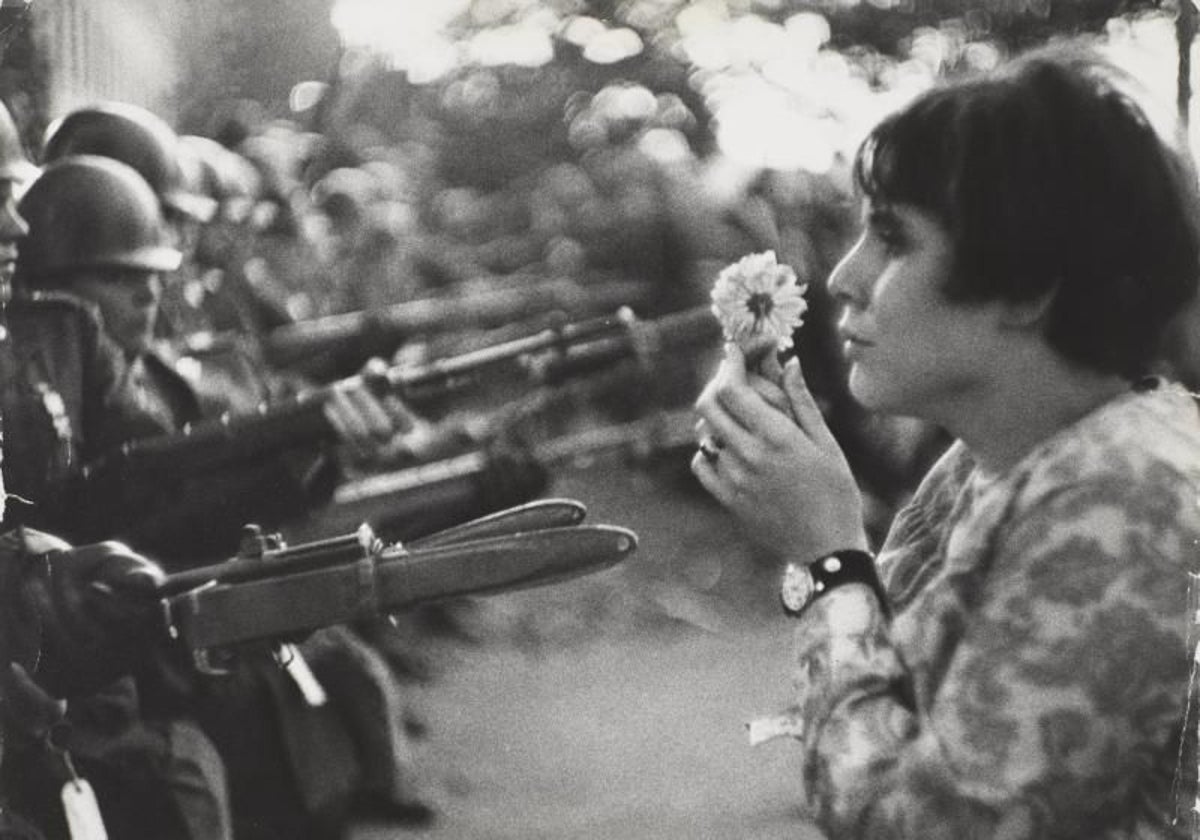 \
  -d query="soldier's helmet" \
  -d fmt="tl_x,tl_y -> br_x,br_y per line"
17,155 -> 183,284
180,134 -> 261,225
41,102 -> 216,223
